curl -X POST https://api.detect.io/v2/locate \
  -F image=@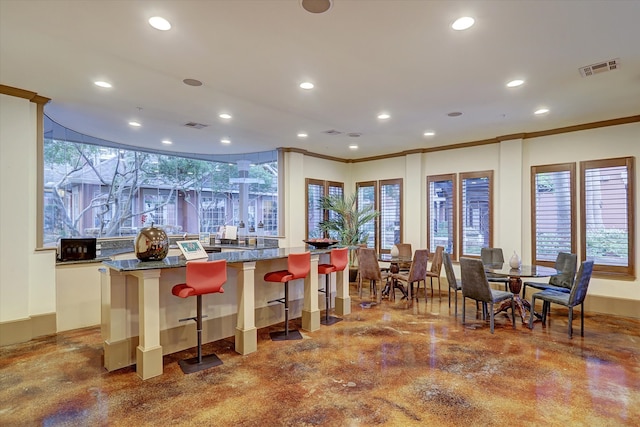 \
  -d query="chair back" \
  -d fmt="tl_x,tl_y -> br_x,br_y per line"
330,247 -> 349,272
430,246 -> 444,274
357,248 -> 382,281
407,249 -> 429,282
460,257 -> 493,303
568,260 -> 594,307
395,243 -> 412,258
288,251 -> 311,280
549,252 -> 577,289
481,247 -> 504,265
186,259 -> 227,295
442,252 -> 458,290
